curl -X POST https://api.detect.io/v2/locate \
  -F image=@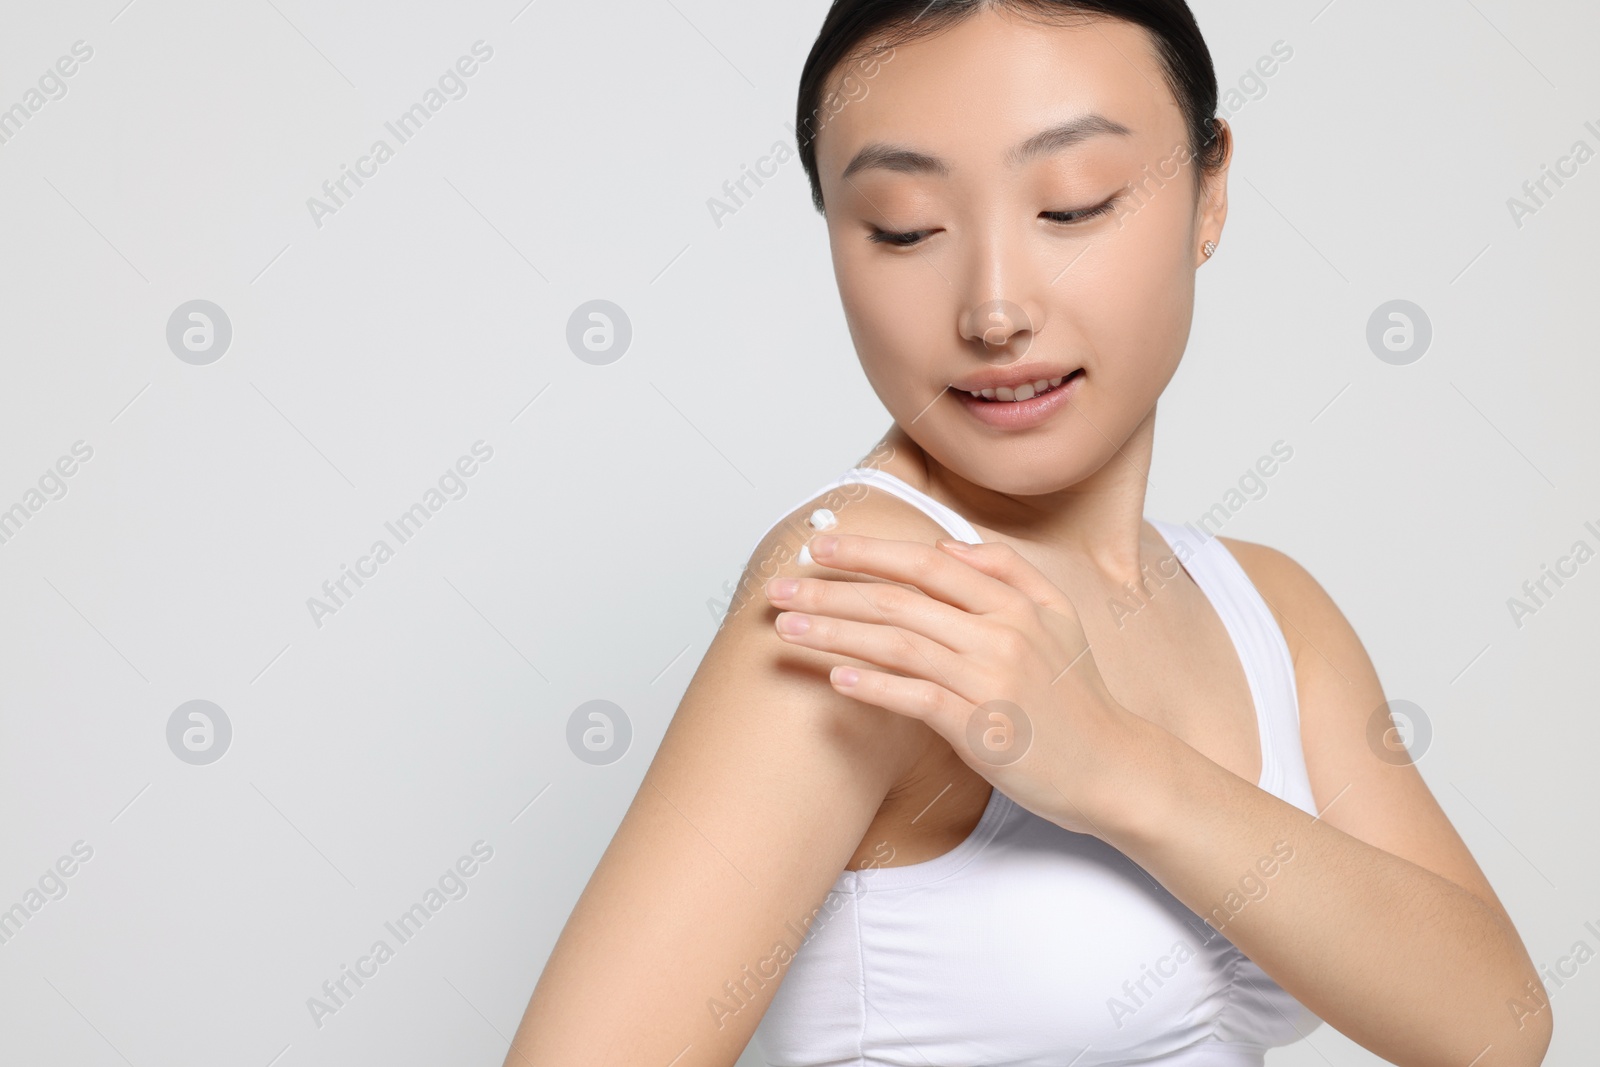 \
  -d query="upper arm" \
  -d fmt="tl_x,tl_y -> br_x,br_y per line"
502,488 -> 947,1067
1219,536 -> 1519,935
